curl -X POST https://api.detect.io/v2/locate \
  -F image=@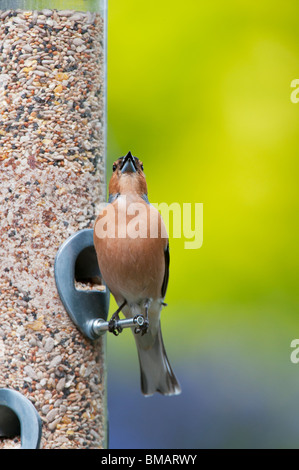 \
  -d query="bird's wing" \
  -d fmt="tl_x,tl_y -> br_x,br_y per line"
161,242 -> 170,299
